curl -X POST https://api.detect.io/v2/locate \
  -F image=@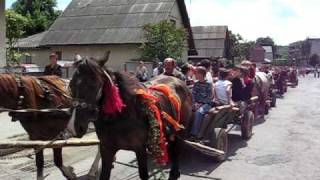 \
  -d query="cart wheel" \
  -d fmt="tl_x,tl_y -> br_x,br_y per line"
241,111 -> 254,140
264,104 -> 269,115
209,128 -> 228,162
271,92 -> 277,107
